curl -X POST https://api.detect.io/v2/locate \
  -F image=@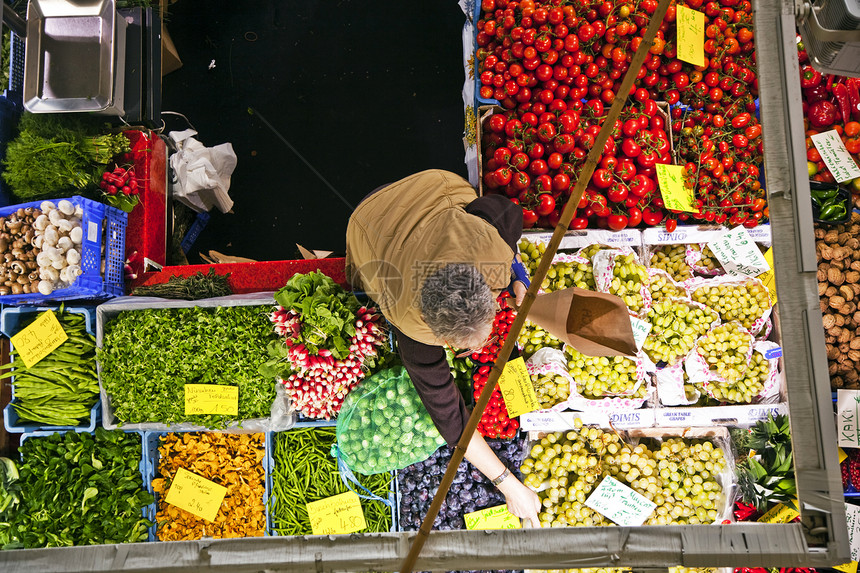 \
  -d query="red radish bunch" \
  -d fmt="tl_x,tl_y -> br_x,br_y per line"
472,302 -> 520,439
270,306 -> 389,419
100,165 -> 139,196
